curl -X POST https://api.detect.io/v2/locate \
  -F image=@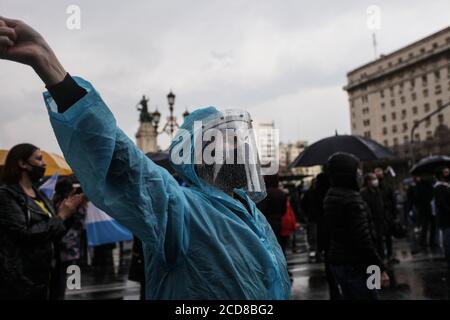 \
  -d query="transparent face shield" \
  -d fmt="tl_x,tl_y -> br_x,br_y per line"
195,110 -> 267,203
